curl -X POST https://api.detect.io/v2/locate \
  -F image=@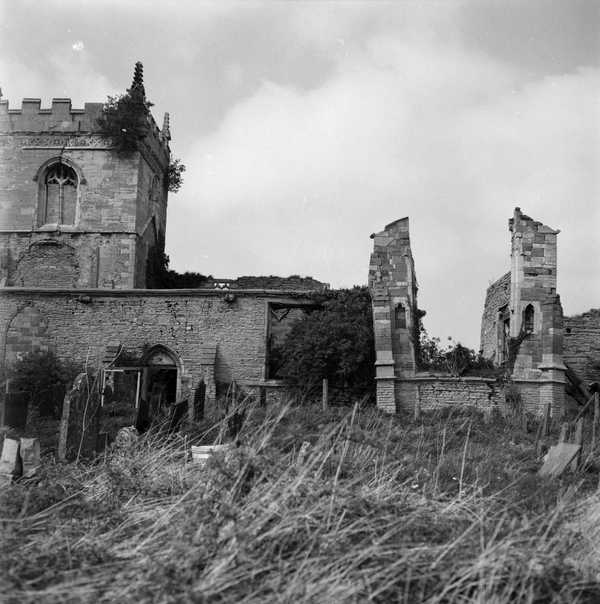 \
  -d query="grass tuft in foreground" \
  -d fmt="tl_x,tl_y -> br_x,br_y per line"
2,403 -> 600,603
